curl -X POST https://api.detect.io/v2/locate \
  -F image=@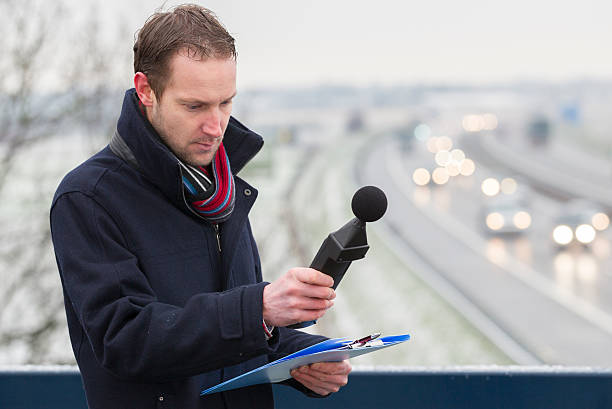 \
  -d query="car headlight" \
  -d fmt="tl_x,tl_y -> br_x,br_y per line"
575,224 -> 596,244
553,225 -> 573,245
481,178 -> 500,196
513,211 -> 531,229
486,212 -> 504,230
592,212 -> 610,231
412,168 -> 431,186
